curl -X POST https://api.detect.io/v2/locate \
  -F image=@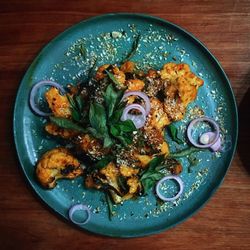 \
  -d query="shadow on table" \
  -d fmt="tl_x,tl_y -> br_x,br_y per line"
237,73 -> 250,174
